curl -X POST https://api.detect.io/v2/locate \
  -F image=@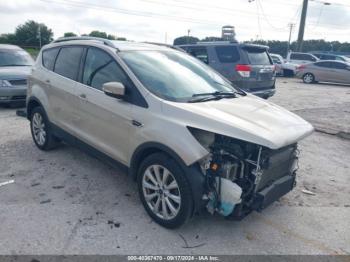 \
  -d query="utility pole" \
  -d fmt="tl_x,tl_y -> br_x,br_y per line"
297,0 -> 308,51
187,29 -> 190,44
287,23 -> 294,57
37,24 -> 42,48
